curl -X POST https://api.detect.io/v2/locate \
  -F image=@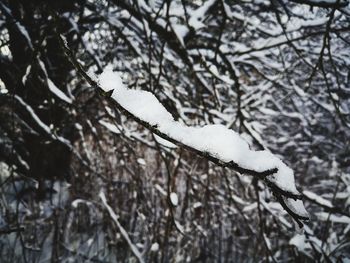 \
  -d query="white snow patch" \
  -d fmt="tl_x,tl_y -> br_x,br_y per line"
155,184 -> 167,196
22,65 -> 31,85
193,202 -> 202,209
71,199 -> 93,208
99,120 -> 121,134
16,22 -> 33,49
170,192 -> 179,206
283,197 -> 309,218
99,65 -> 124,92
315,213 -> 350,224
154,134 -> 177,148
46,79 -> 72,104
289,234 -> 311,251
303,190 -> 333,208
137,158 -> 146,166
37,58 -> 73,104
150,242 -> 159,252
47,79 -> 73,104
